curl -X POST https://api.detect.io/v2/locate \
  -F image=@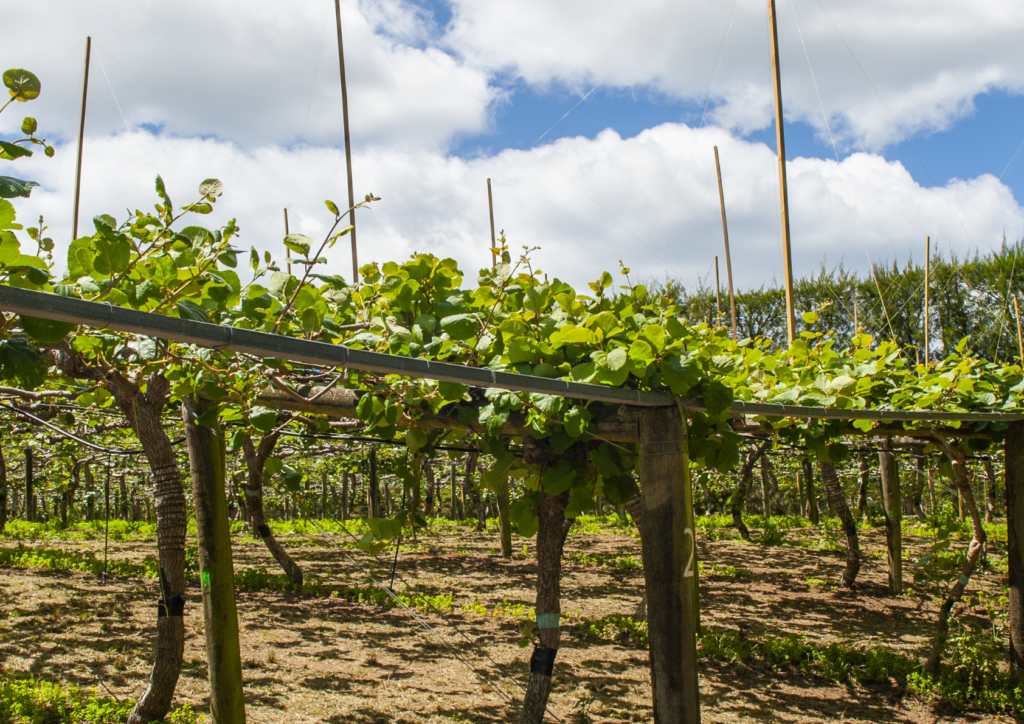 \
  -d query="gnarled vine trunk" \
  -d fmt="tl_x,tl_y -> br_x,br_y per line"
925,440 -> 987,674
241,432 -> 303,586
730,441 -> 770,541
520,488 -> 570,724
818,461 -> 860,588
50,347 -> 187,724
